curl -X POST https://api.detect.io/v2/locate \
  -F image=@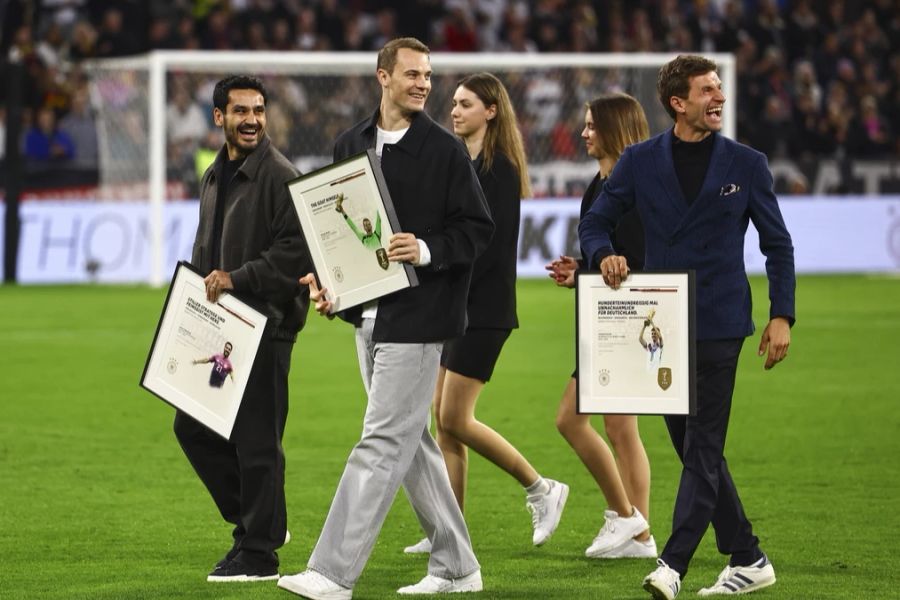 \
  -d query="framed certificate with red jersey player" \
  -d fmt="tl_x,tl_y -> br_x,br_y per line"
576,272 -> 696,415
140,261 -> 267,439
